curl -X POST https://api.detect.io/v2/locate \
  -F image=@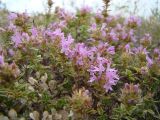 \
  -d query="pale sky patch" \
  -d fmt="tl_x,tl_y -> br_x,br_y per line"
1,0 -> 159,17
